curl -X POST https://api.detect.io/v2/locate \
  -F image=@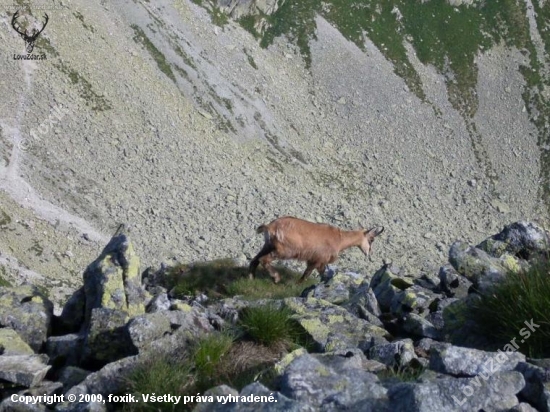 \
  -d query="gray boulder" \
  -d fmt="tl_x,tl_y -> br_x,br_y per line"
401,313 -> 441,340
370,265 -> 414,312
0,285 -> 53,352
477,221 -> 550,259
81,308 -> 136,367
515,361 -> 550,412
390,285 -> 440,317
45,334 -> 83,367
388,371 -> 525,411
438,264 -> 471,298
369,339 -> 418,368
429,343 -> 525,376
279,351 -> 388,410
302,271 -> 364,305
57,366 -> 91,391
283,297 -> 389,352
0,354 -> 50,387
57,287 -> 85,334
126,312 -> 172,351
343,281 -> 383,326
